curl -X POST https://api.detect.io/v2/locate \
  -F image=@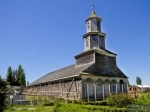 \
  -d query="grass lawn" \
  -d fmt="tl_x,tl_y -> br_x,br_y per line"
5,105 -> 54,112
